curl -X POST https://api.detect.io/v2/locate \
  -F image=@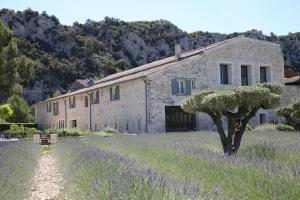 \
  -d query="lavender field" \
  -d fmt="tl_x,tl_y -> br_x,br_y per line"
0,140 -> 40,200
54,130 -> 300,199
